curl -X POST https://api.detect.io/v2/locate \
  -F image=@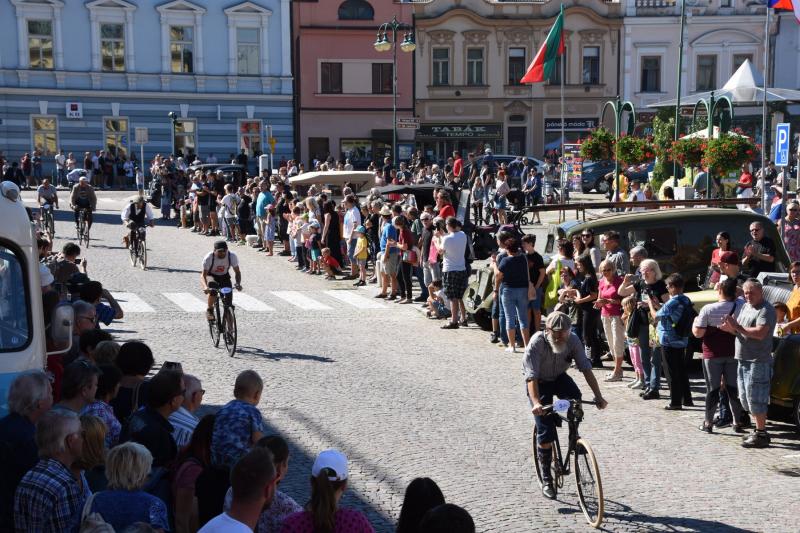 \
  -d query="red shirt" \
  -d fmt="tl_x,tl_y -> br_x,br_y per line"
453,157 -> 463,178
738,172 -> 753,188
323,255 -> 341,270
439,204 -> 455,219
